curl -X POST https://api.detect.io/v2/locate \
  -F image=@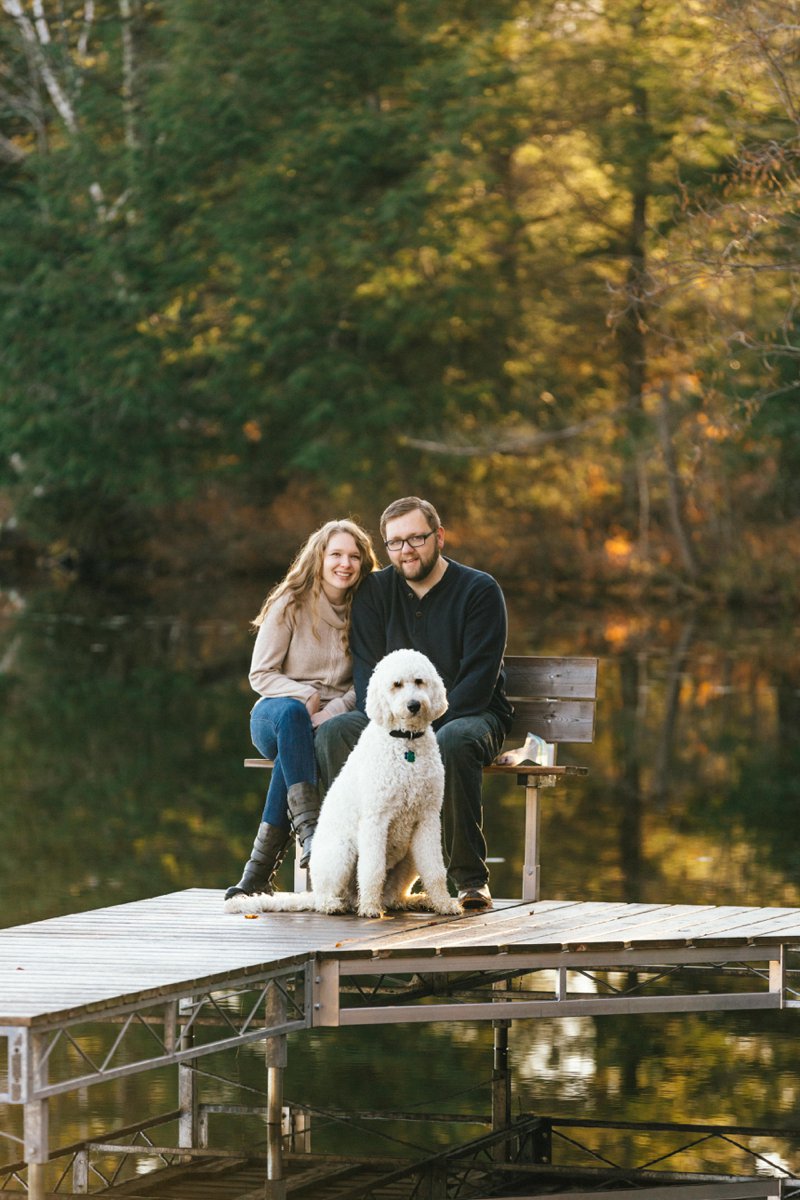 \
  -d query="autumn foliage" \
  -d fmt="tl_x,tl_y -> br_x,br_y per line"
1,1 -> 798,604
